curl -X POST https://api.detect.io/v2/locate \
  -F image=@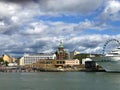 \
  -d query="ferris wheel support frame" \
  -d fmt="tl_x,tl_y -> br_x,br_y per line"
102,39 -> 120,55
